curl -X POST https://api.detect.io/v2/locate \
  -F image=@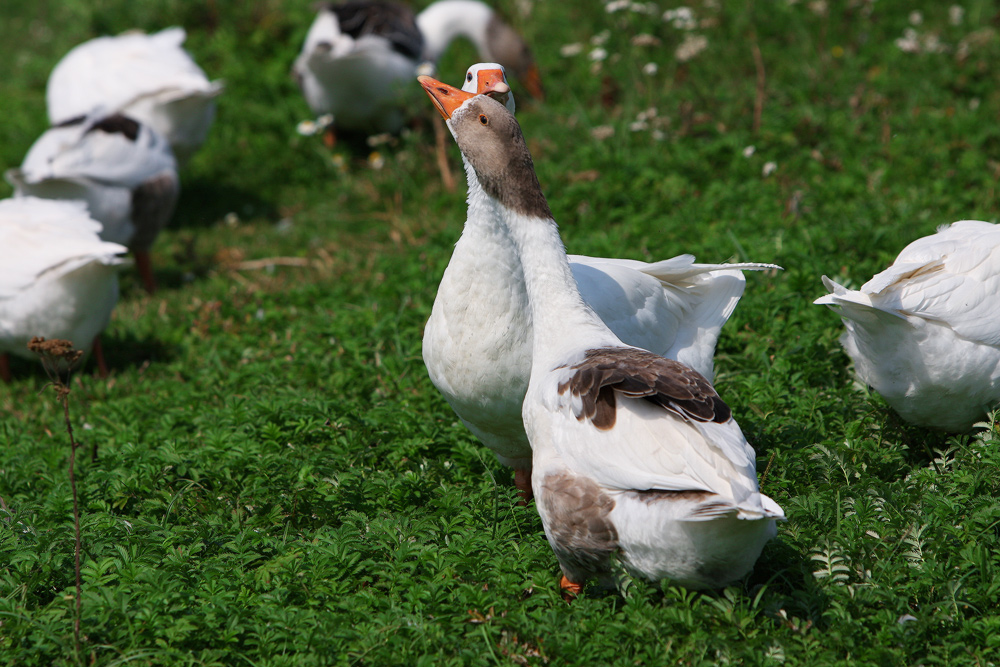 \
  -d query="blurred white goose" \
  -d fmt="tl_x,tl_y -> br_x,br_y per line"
0,198 -> 128,382
421,78 -> 783,593
422,71 -> 778,498
46,27 -> 223,164
815,220 -> 1000,432
6,111 -> 180,294
292,1 -> 542,140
